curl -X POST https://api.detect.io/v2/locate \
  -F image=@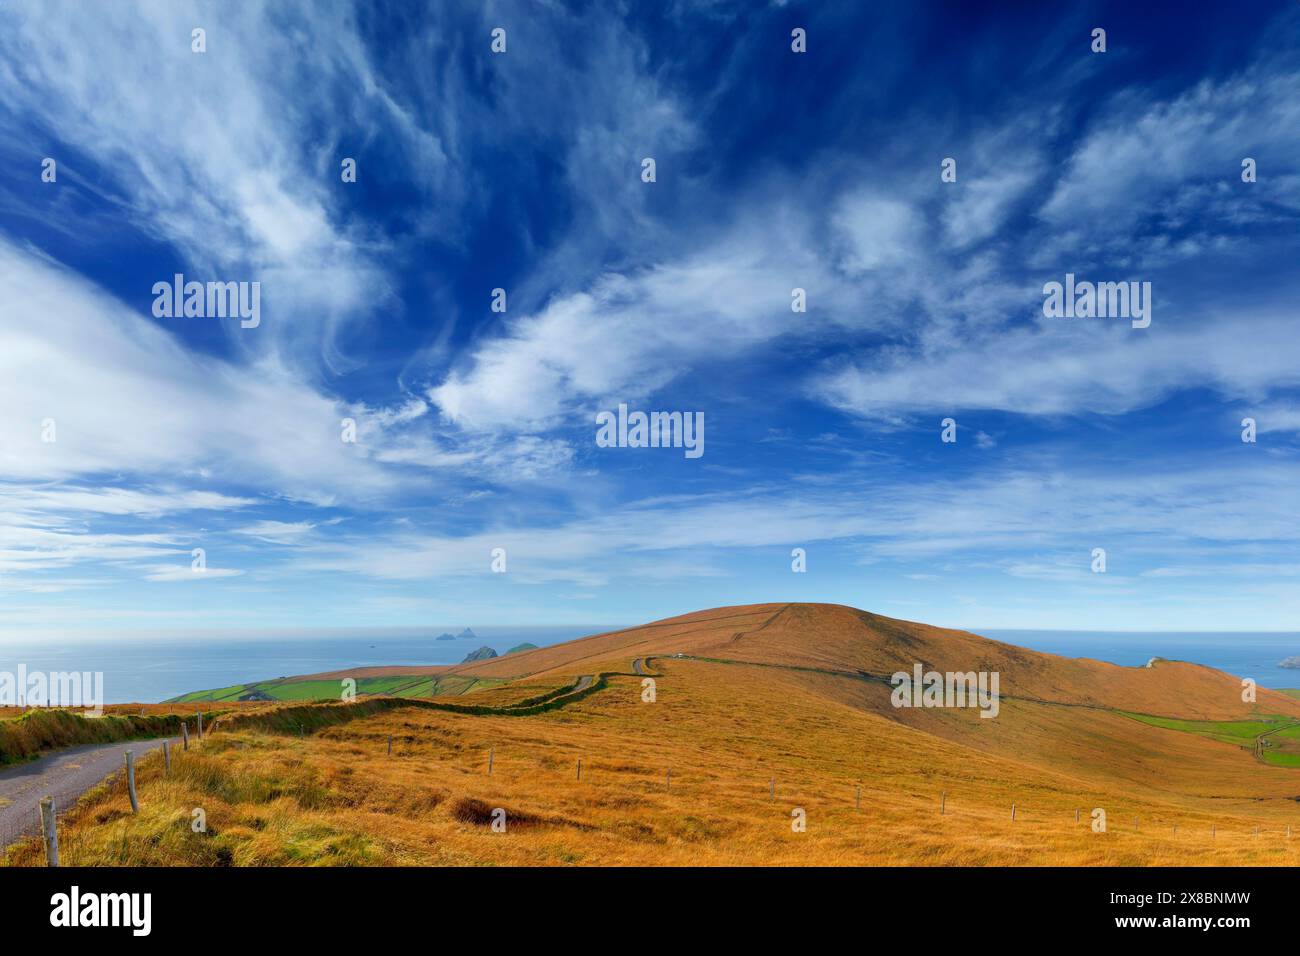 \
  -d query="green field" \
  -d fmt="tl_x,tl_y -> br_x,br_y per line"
1123,711 -> 1300,765
1123,713 -> 1286,745
168,684 -> 249,704
165,673 -> 506,704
